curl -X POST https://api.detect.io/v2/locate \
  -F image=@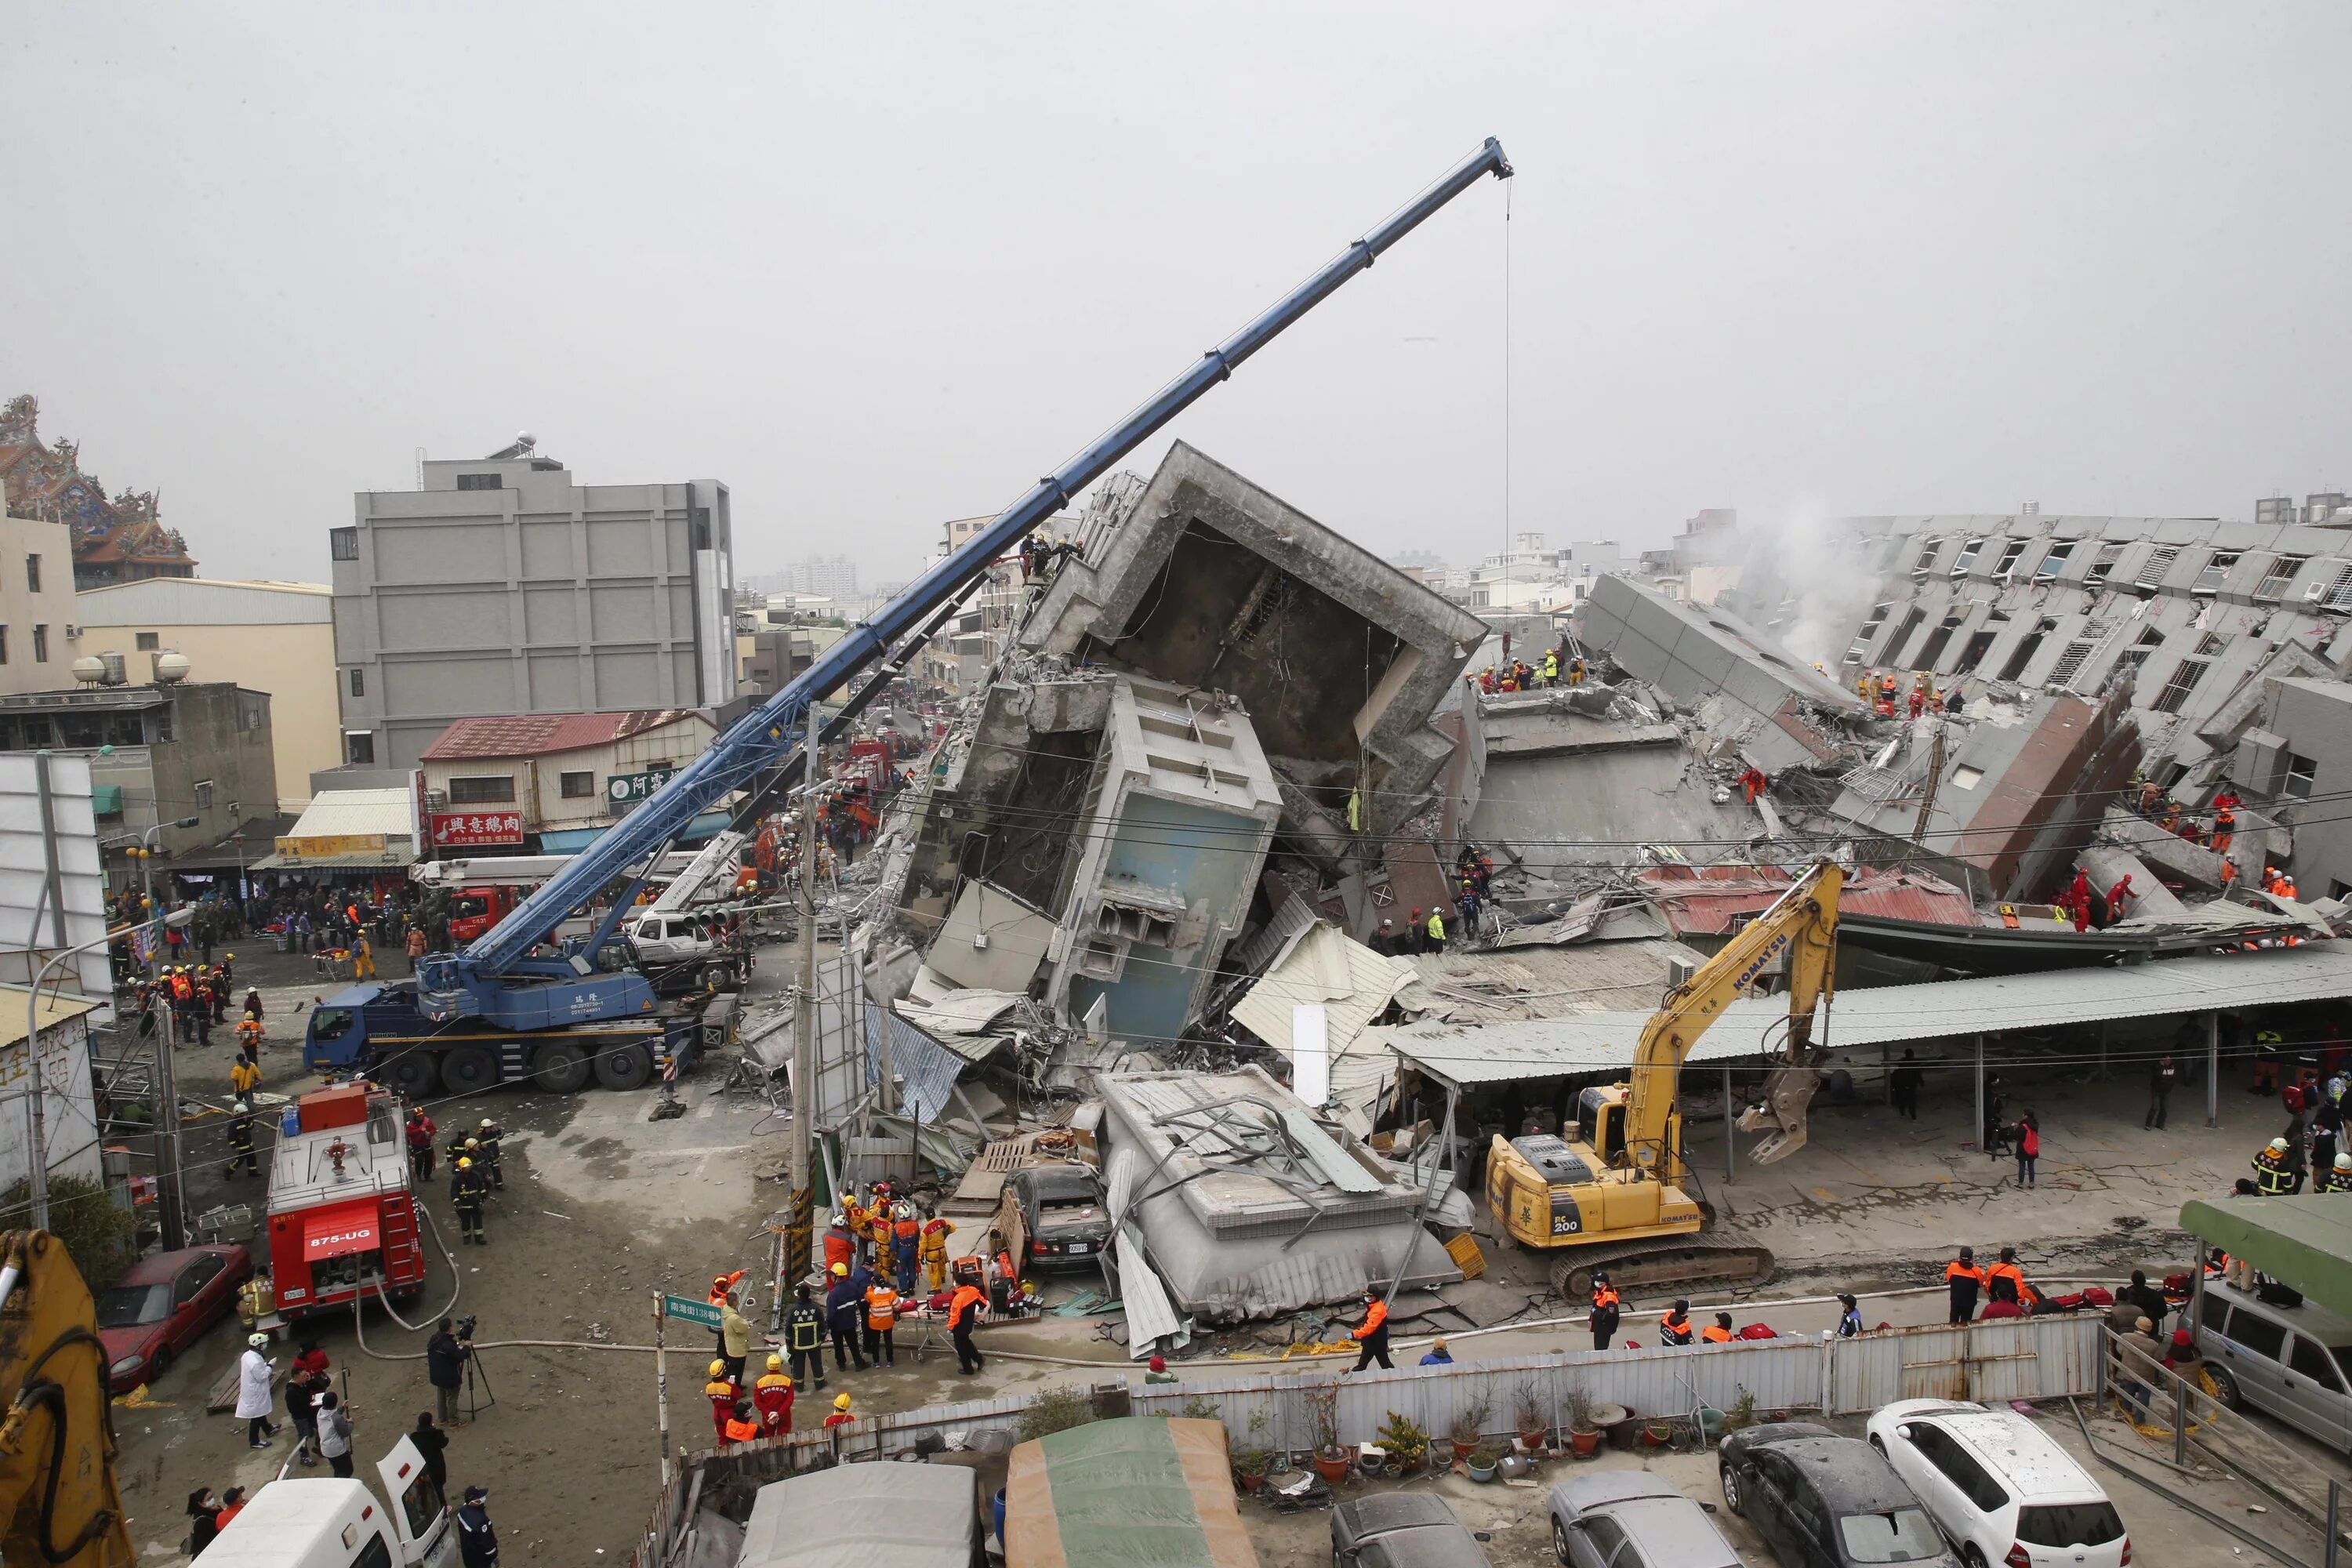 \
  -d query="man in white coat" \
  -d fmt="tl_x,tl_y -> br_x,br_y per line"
235,1333 -> 281,1450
